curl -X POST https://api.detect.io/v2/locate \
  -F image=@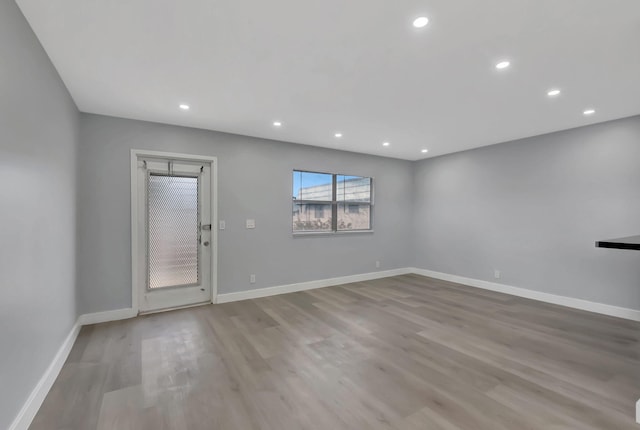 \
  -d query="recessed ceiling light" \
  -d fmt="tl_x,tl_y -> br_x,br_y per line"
421,149 -> 429,153
273,121 -> 282,127
495,61 -> 510,70
583,109 -> 595,116
413,17 -> 429,28
179,104 -> 190,110
382,142 -> 390,147
547,89 -> 561,97
334,132 -> 343,138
